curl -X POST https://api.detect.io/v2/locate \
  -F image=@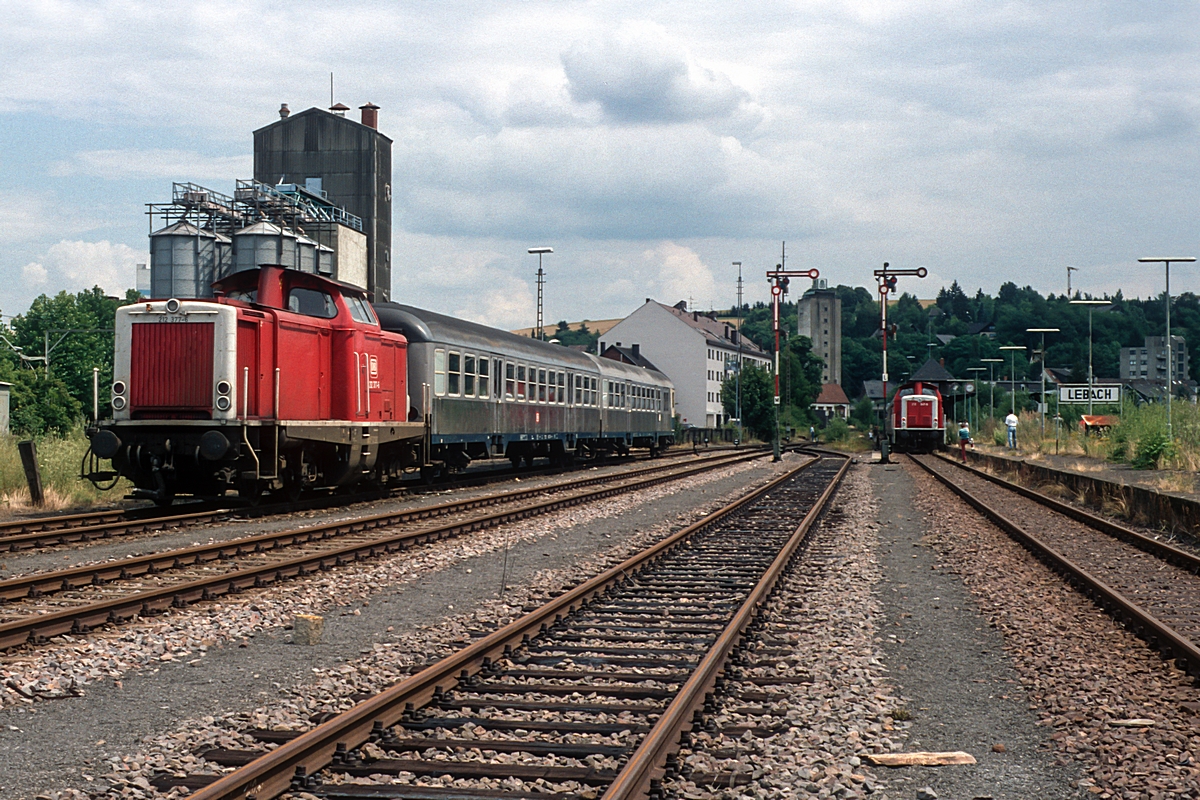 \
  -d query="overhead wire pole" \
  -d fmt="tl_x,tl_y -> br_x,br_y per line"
766,242 -> 818,462
1138,256 -> 1196,442
873,262 -> 927,463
